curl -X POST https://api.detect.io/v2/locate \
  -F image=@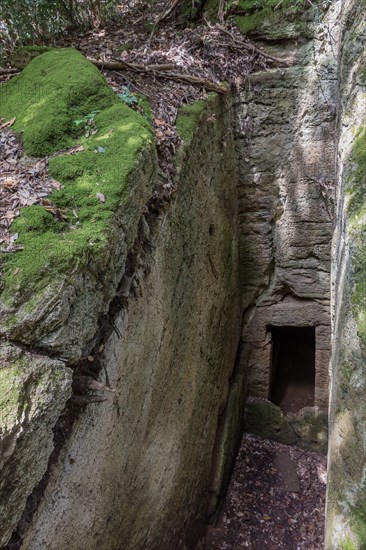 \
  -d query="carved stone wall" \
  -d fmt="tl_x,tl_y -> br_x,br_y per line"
236,2 -> 342,412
